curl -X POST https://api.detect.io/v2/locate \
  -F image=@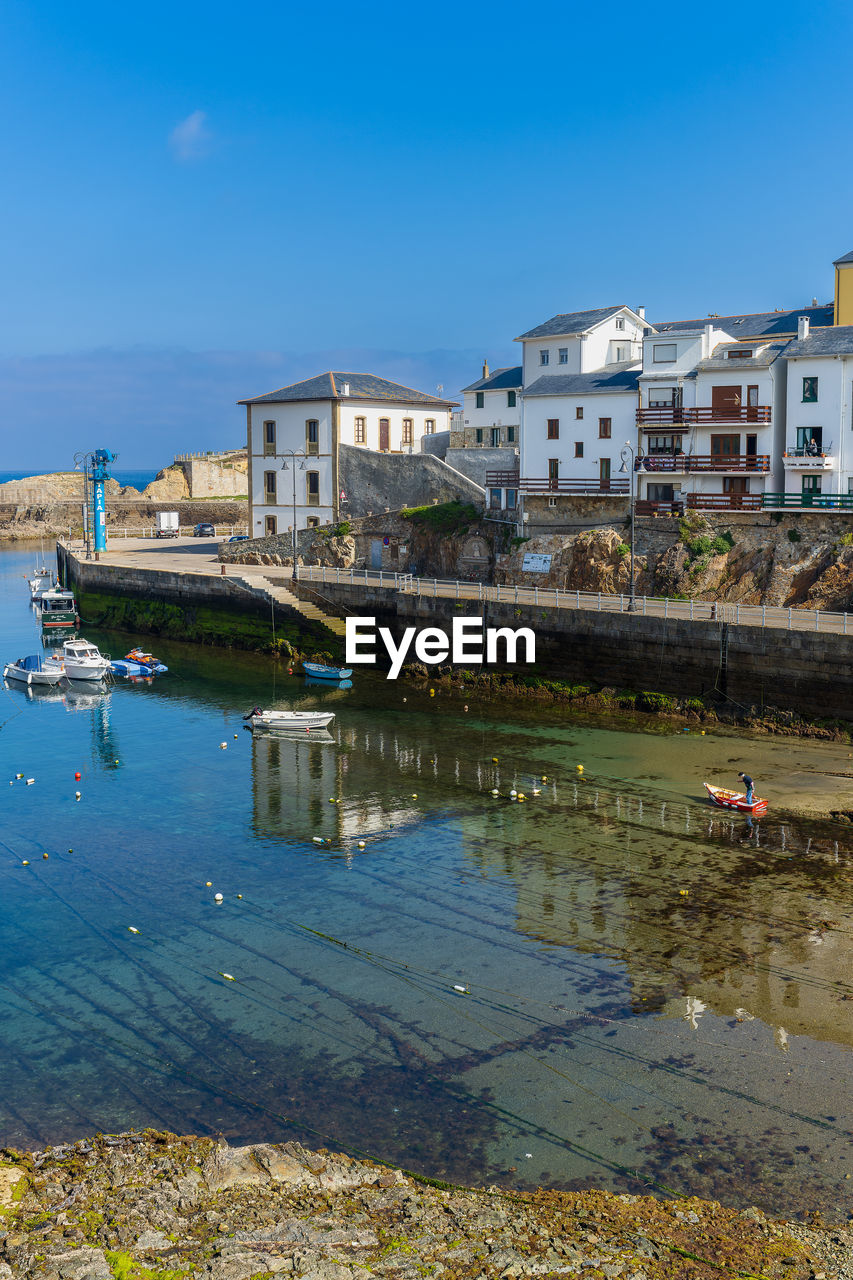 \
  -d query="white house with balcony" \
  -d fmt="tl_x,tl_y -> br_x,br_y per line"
240,371 -> 455,536
781,320 -> 853,507
635,325 -> 786,511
